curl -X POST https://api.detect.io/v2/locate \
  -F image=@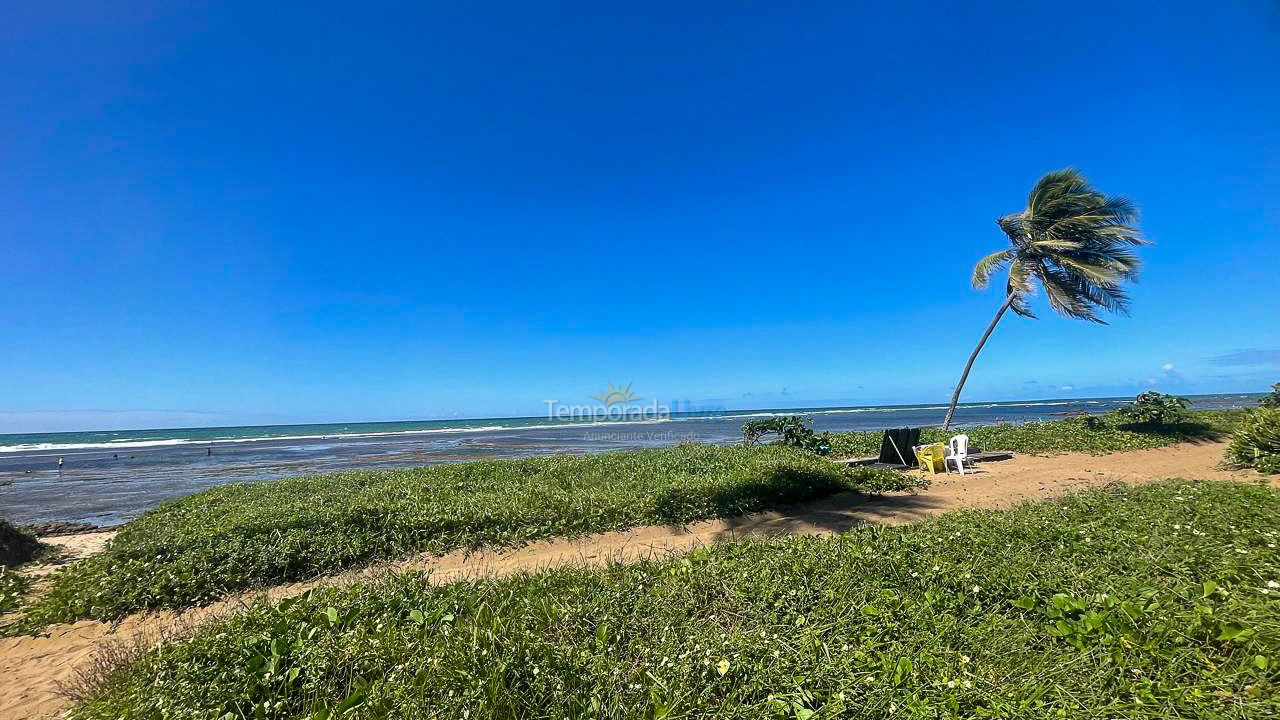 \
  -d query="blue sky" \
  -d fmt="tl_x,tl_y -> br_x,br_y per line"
2,1 -> 1278,432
